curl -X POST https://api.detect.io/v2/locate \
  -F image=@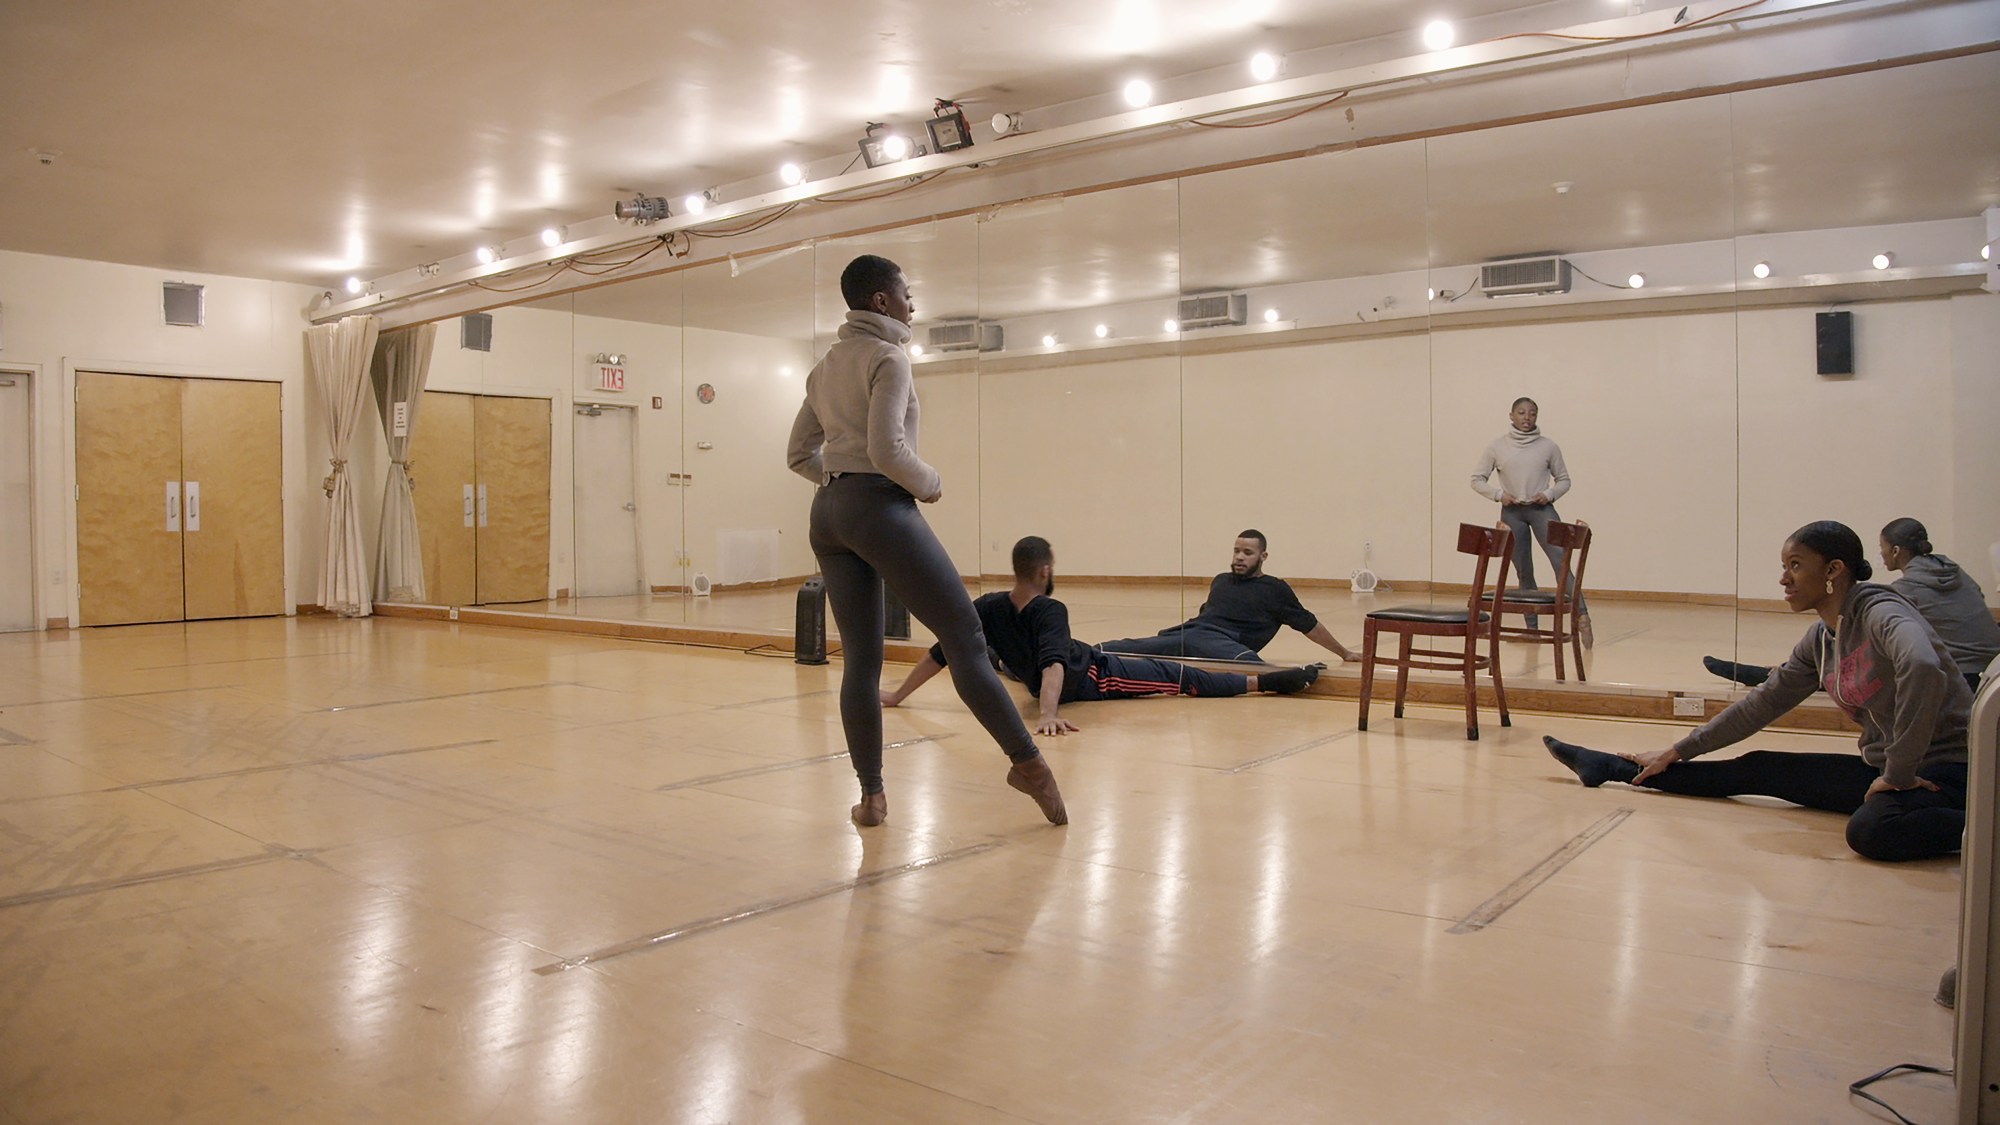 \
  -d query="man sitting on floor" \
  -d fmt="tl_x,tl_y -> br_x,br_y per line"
1098,530 -> 1360,664
881,536 -> 1320,735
